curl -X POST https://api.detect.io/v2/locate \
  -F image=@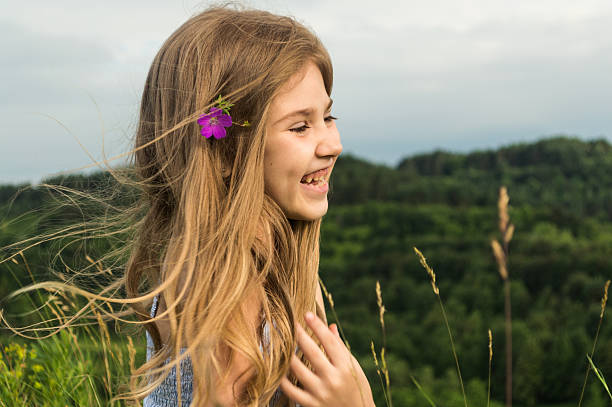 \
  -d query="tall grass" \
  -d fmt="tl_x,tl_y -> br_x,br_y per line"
0,253 -> 142,406
1,185 -> 611,406
487,329 -> 492,407
490,186 -> 514,407
578,279 -> 611,406
413,246 -> 468,407
586,355 -> 612,402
